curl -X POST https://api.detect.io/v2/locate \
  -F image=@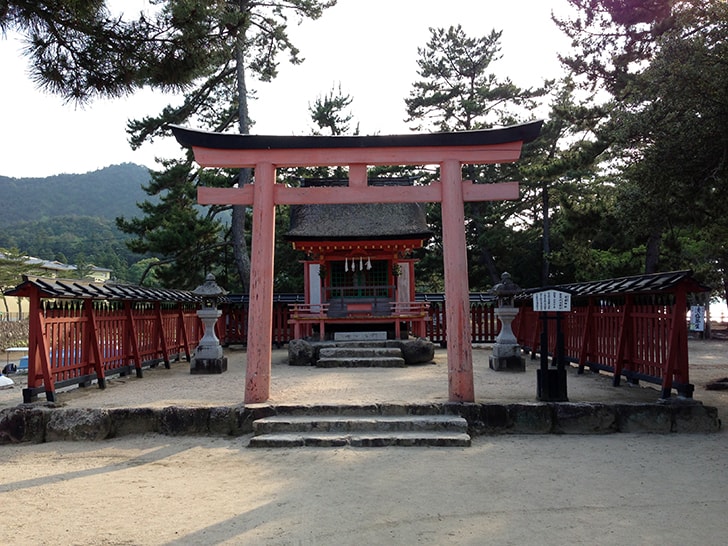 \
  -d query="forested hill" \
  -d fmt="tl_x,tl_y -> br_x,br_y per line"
0,163 -> 151,227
